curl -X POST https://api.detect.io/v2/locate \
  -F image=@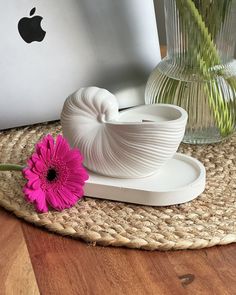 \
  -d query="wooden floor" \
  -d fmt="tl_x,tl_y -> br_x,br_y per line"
1,207 -> 236,295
